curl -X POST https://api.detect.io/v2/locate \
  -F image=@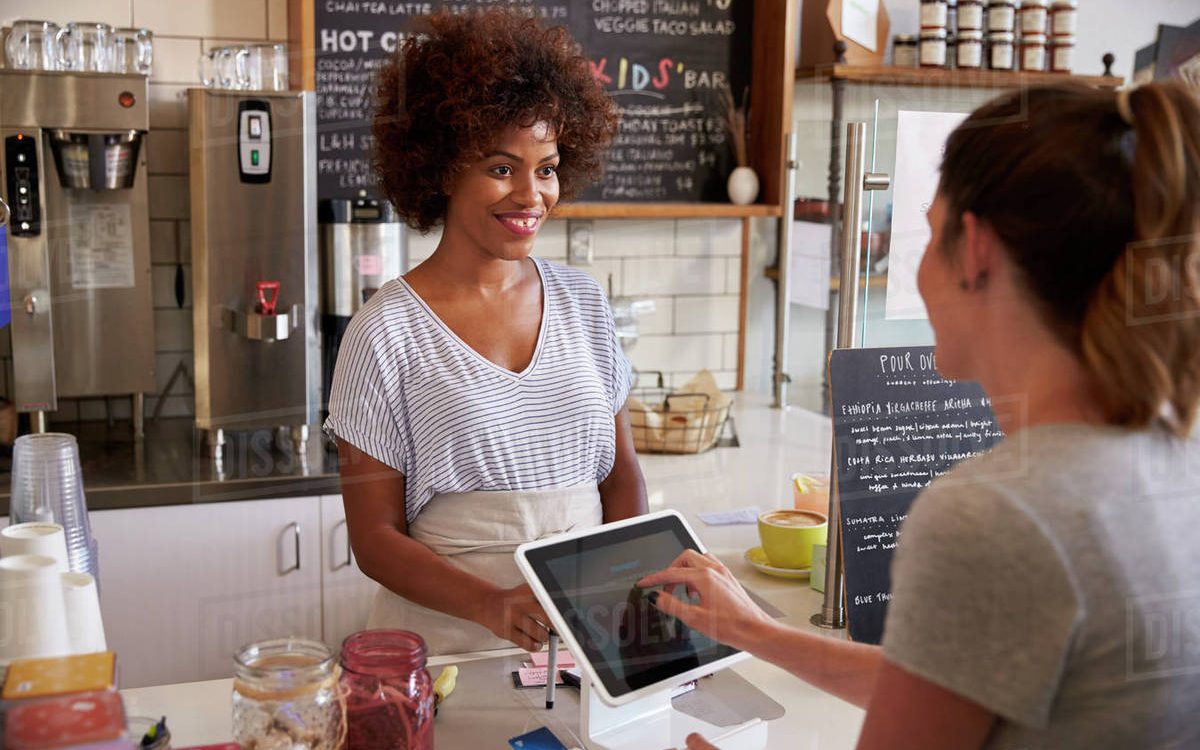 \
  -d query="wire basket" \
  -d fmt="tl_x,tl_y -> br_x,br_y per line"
628,372 -> 732,455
